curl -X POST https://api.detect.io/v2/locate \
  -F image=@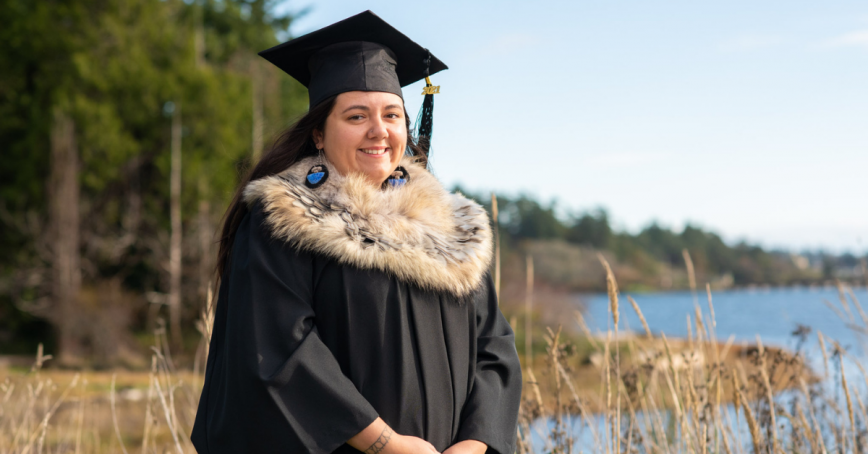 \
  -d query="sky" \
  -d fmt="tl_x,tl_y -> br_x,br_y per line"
276,0 -> 868,253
